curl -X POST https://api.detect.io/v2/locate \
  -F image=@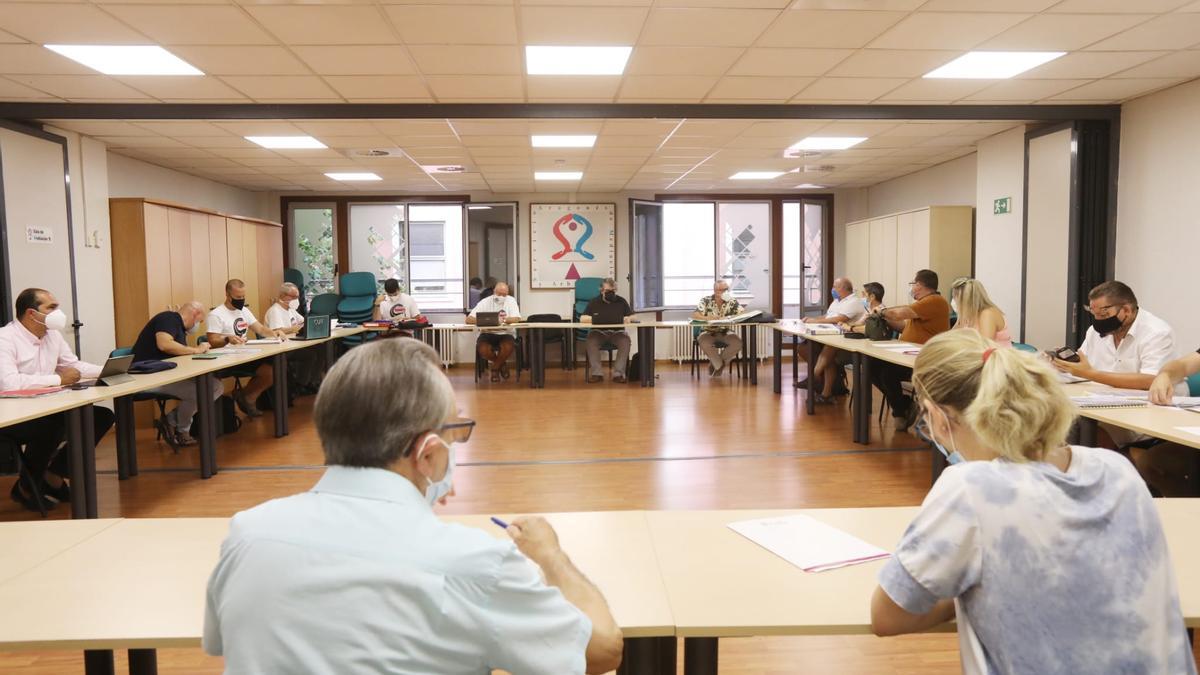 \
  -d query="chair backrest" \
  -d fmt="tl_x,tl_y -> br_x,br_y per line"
527,313 -> 563,323
338,272 -> 378,317
284,267 -> 307,317
573,277 -> 603,321
1013,342 -> 1038,353
1187,372 -> 1200,397
310,293 -> 341,320
110,347 -> 134,358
